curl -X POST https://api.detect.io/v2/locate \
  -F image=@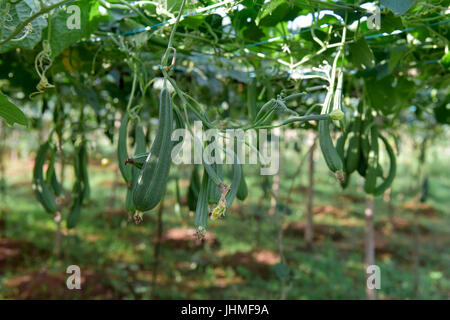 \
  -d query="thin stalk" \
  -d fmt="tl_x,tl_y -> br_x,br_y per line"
252,114 -> 330,130
150,193 -> 165,299
127,71 -> 138,115
365,195 -> 376,300
117,0 -> 153,25
53,211 -> 62,257
305,131 -> 316,250
0,121 -> 6,237
161,0 -> 187,67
